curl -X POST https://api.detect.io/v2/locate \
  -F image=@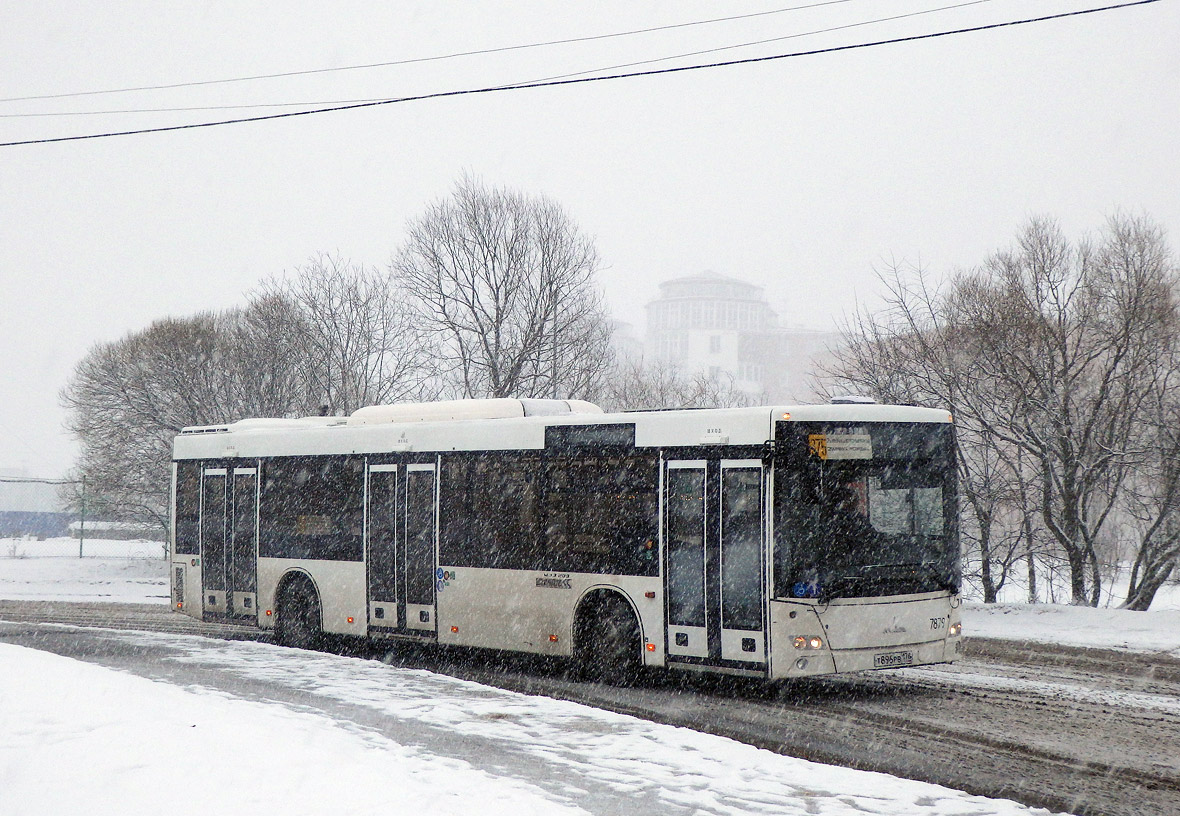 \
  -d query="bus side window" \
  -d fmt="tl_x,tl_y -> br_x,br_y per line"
541,452 -> 658,577
174,461 -> 200,556
259,456 -> 364,561
440,455 -> 542,570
